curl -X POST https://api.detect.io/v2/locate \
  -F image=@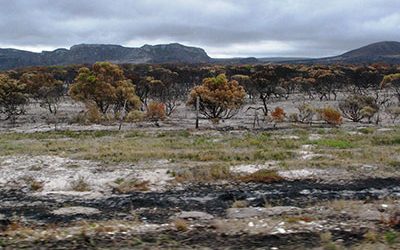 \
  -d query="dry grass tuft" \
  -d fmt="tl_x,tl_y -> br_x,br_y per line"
114,179 -> 150,193
70,176 -> 91,192
173,219 -> 189,232
239,169 -> 283,183
174,164 -> 233,183
231,200 -> 248,208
